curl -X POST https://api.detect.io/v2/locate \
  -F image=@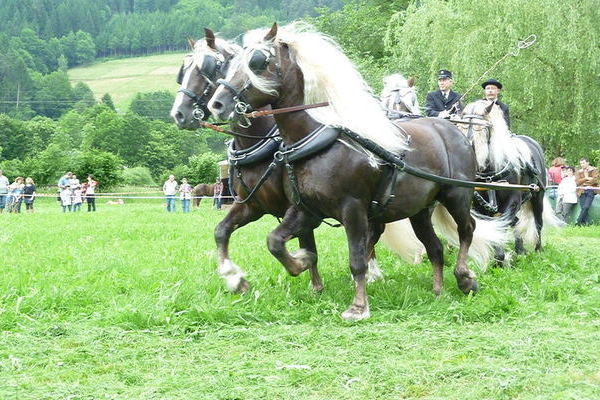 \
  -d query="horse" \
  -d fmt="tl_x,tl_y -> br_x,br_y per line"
191,183 -> 215,207
380,74 -> 420,116
459,99 -> 560,259
170,29 -> 424,293
208,22 -> 508,320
